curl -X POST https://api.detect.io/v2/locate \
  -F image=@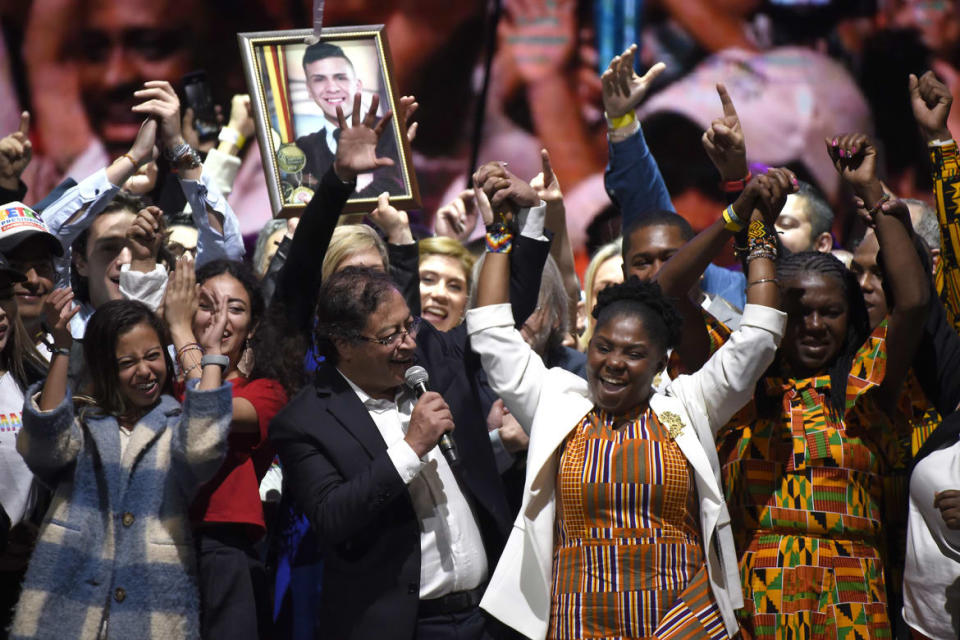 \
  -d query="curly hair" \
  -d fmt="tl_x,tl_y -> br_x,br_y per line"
314,266 -> 399,367
771,251 -> 871,418
591,277 -> 683,353
193,260 -> 306,396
